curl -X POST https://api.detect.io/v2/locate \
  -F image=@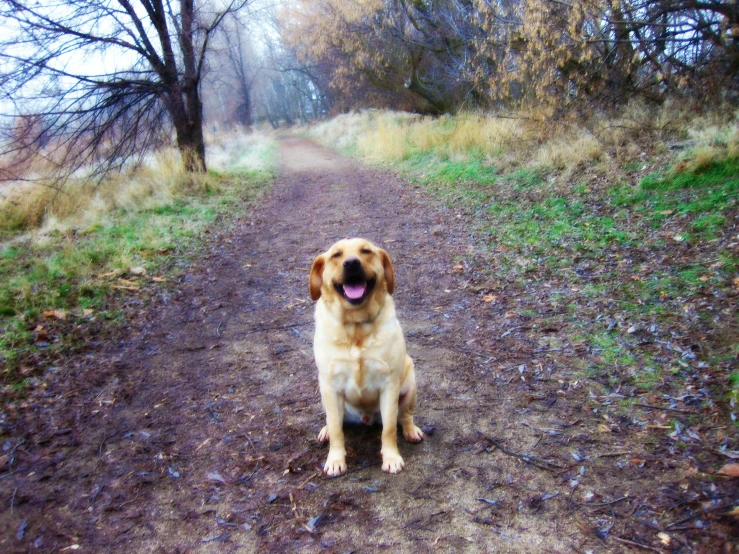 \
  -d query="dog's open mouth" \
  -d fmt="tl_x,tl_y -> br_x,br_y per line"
334,277 -> 376,305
